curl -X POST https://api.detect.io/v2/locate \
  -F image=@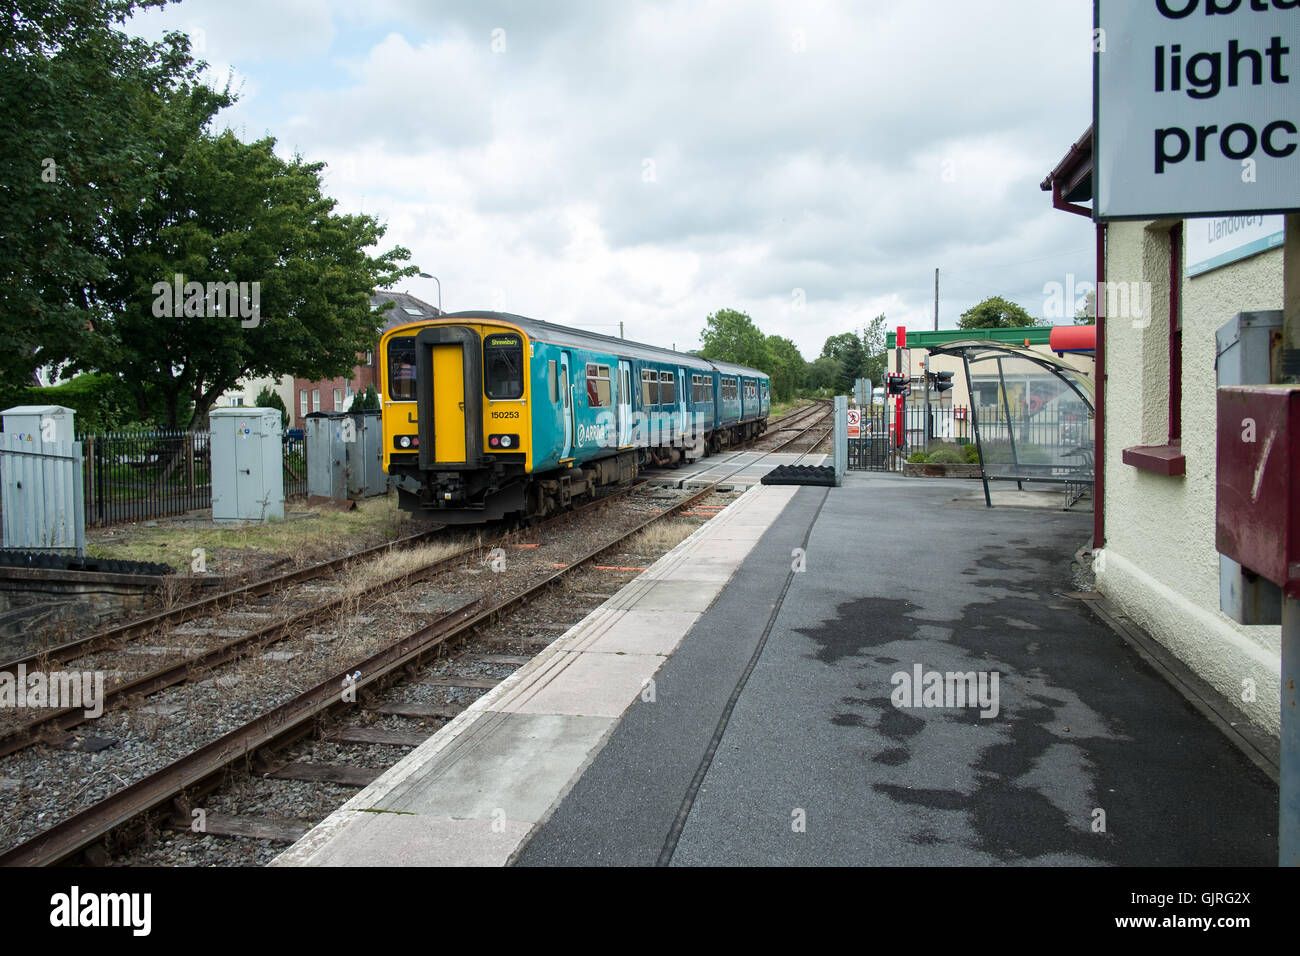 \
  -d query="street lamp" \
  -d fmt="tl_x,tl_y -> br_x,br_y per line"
417,272 -> 442,313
